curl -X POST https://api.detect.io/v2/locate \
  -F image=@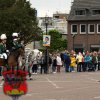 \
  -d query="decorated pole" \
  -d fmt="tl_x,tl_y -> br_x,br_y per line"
2,68 -> 28,100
